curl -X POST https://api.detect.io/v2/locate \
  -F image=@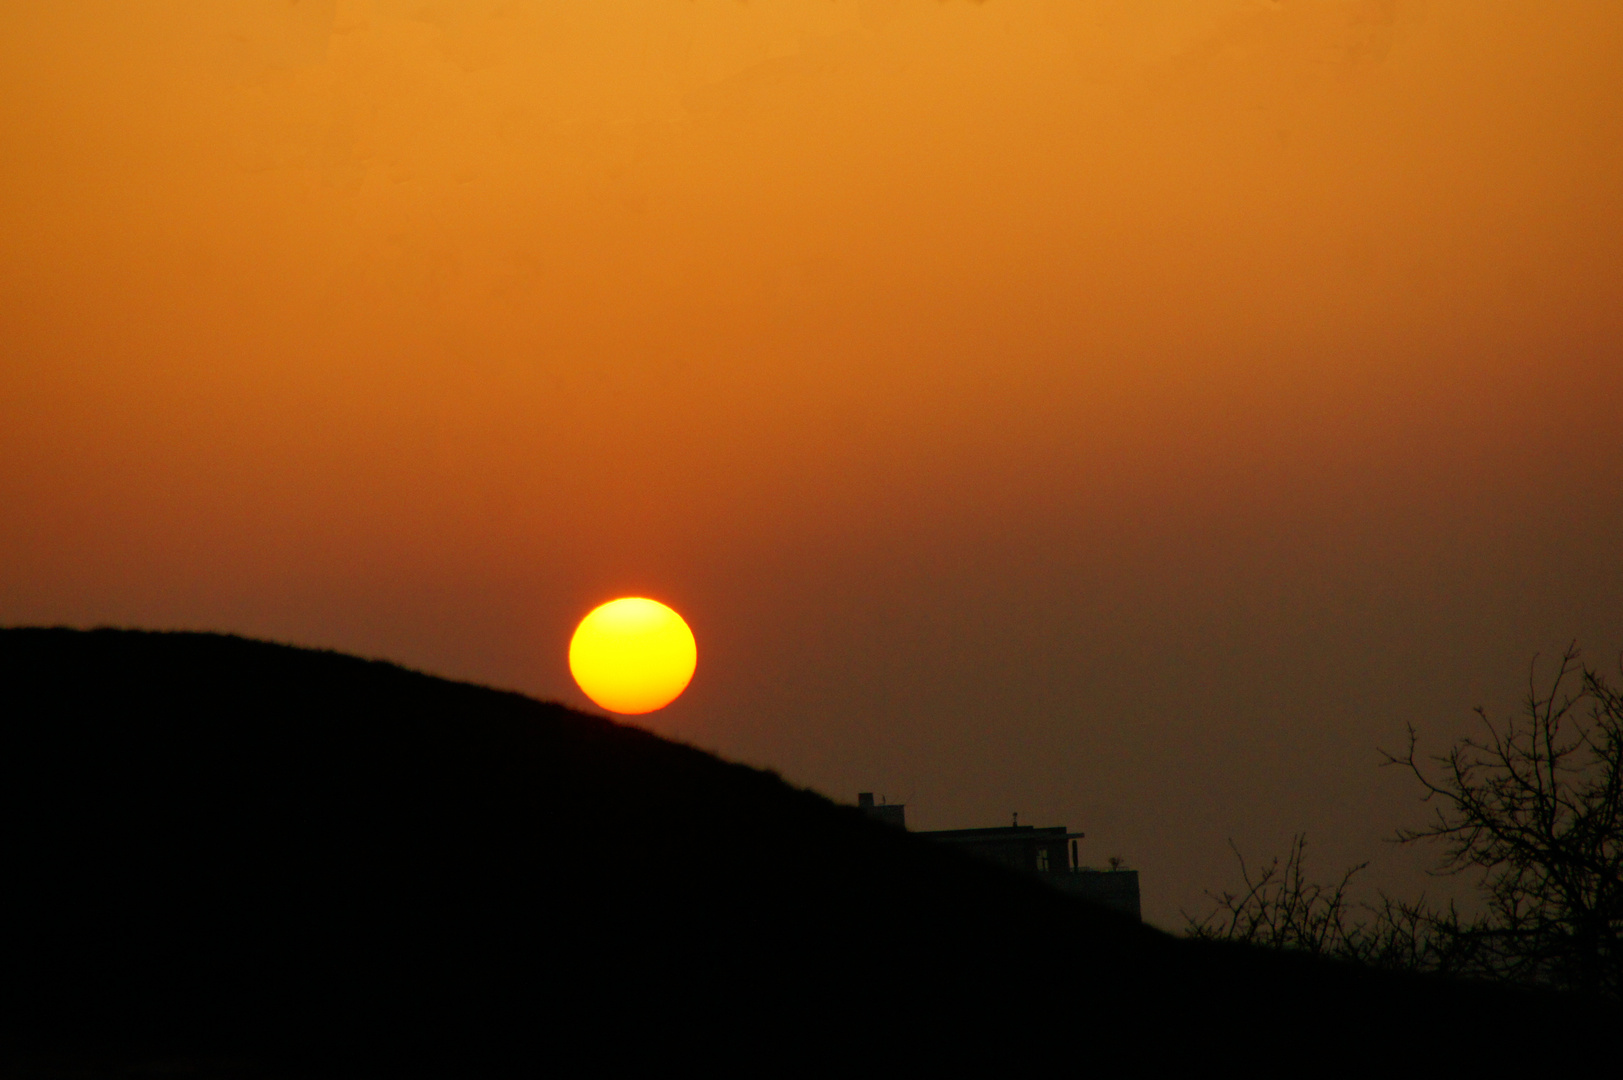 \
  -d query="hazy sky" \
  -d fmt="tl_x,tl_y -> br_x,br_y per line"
3,0 -> 1621,926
